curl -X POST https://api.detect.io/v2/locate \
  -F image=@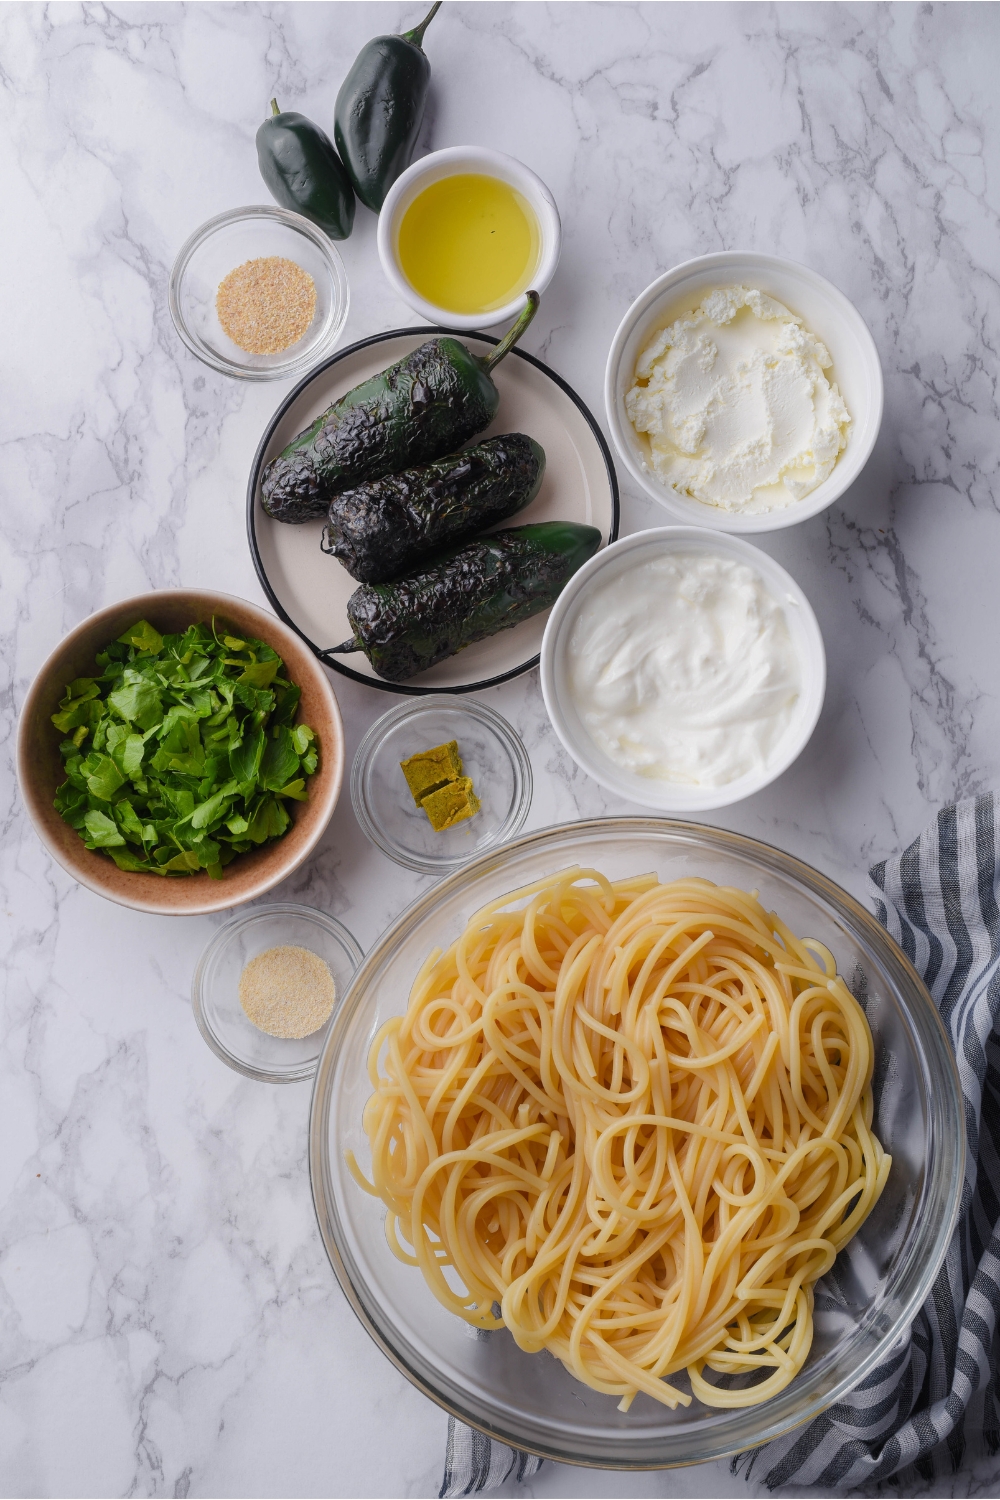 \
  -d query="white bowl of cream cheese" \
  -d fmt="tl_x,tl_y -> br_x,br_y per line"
540,527 -> 826,811
605,253 -> 883,532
